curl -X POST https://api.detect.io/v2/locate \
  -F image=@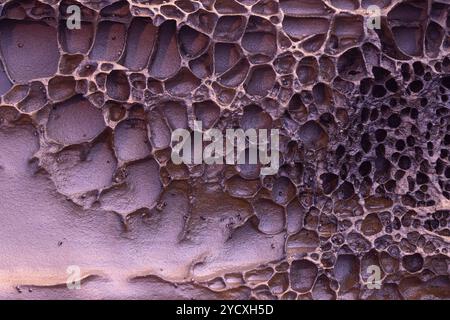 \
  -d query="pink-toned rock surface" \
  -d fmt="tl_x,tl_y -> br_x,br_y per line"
0,0 -> 448,300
